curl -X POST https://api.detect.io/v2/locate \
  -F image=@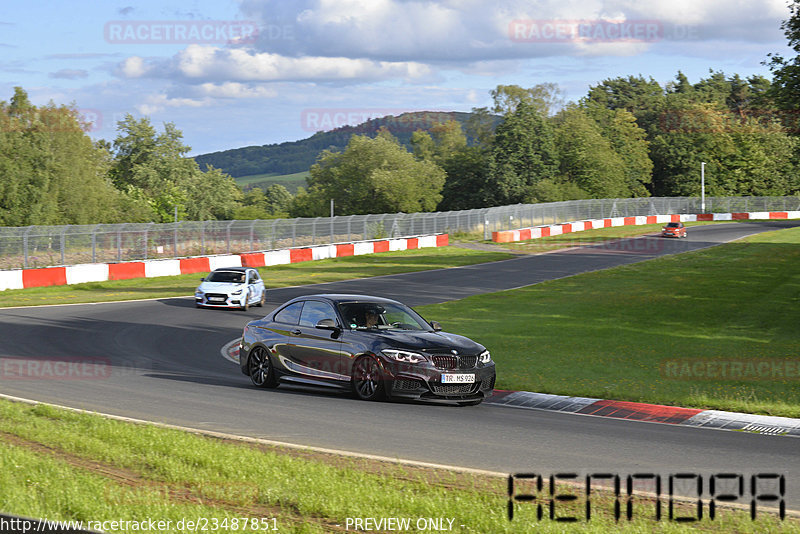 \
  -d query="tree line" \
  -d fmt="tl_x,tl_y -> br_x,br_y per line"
289,71 -> 799,217
3,1 -> 800,225
0,87 -> 293,226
